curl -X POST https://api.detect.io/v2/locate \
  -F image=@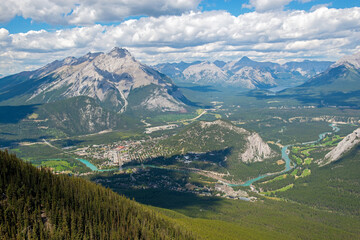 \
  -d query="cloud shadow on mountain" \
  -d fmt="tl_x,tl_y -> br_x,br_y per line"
0,104 -> 40,124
